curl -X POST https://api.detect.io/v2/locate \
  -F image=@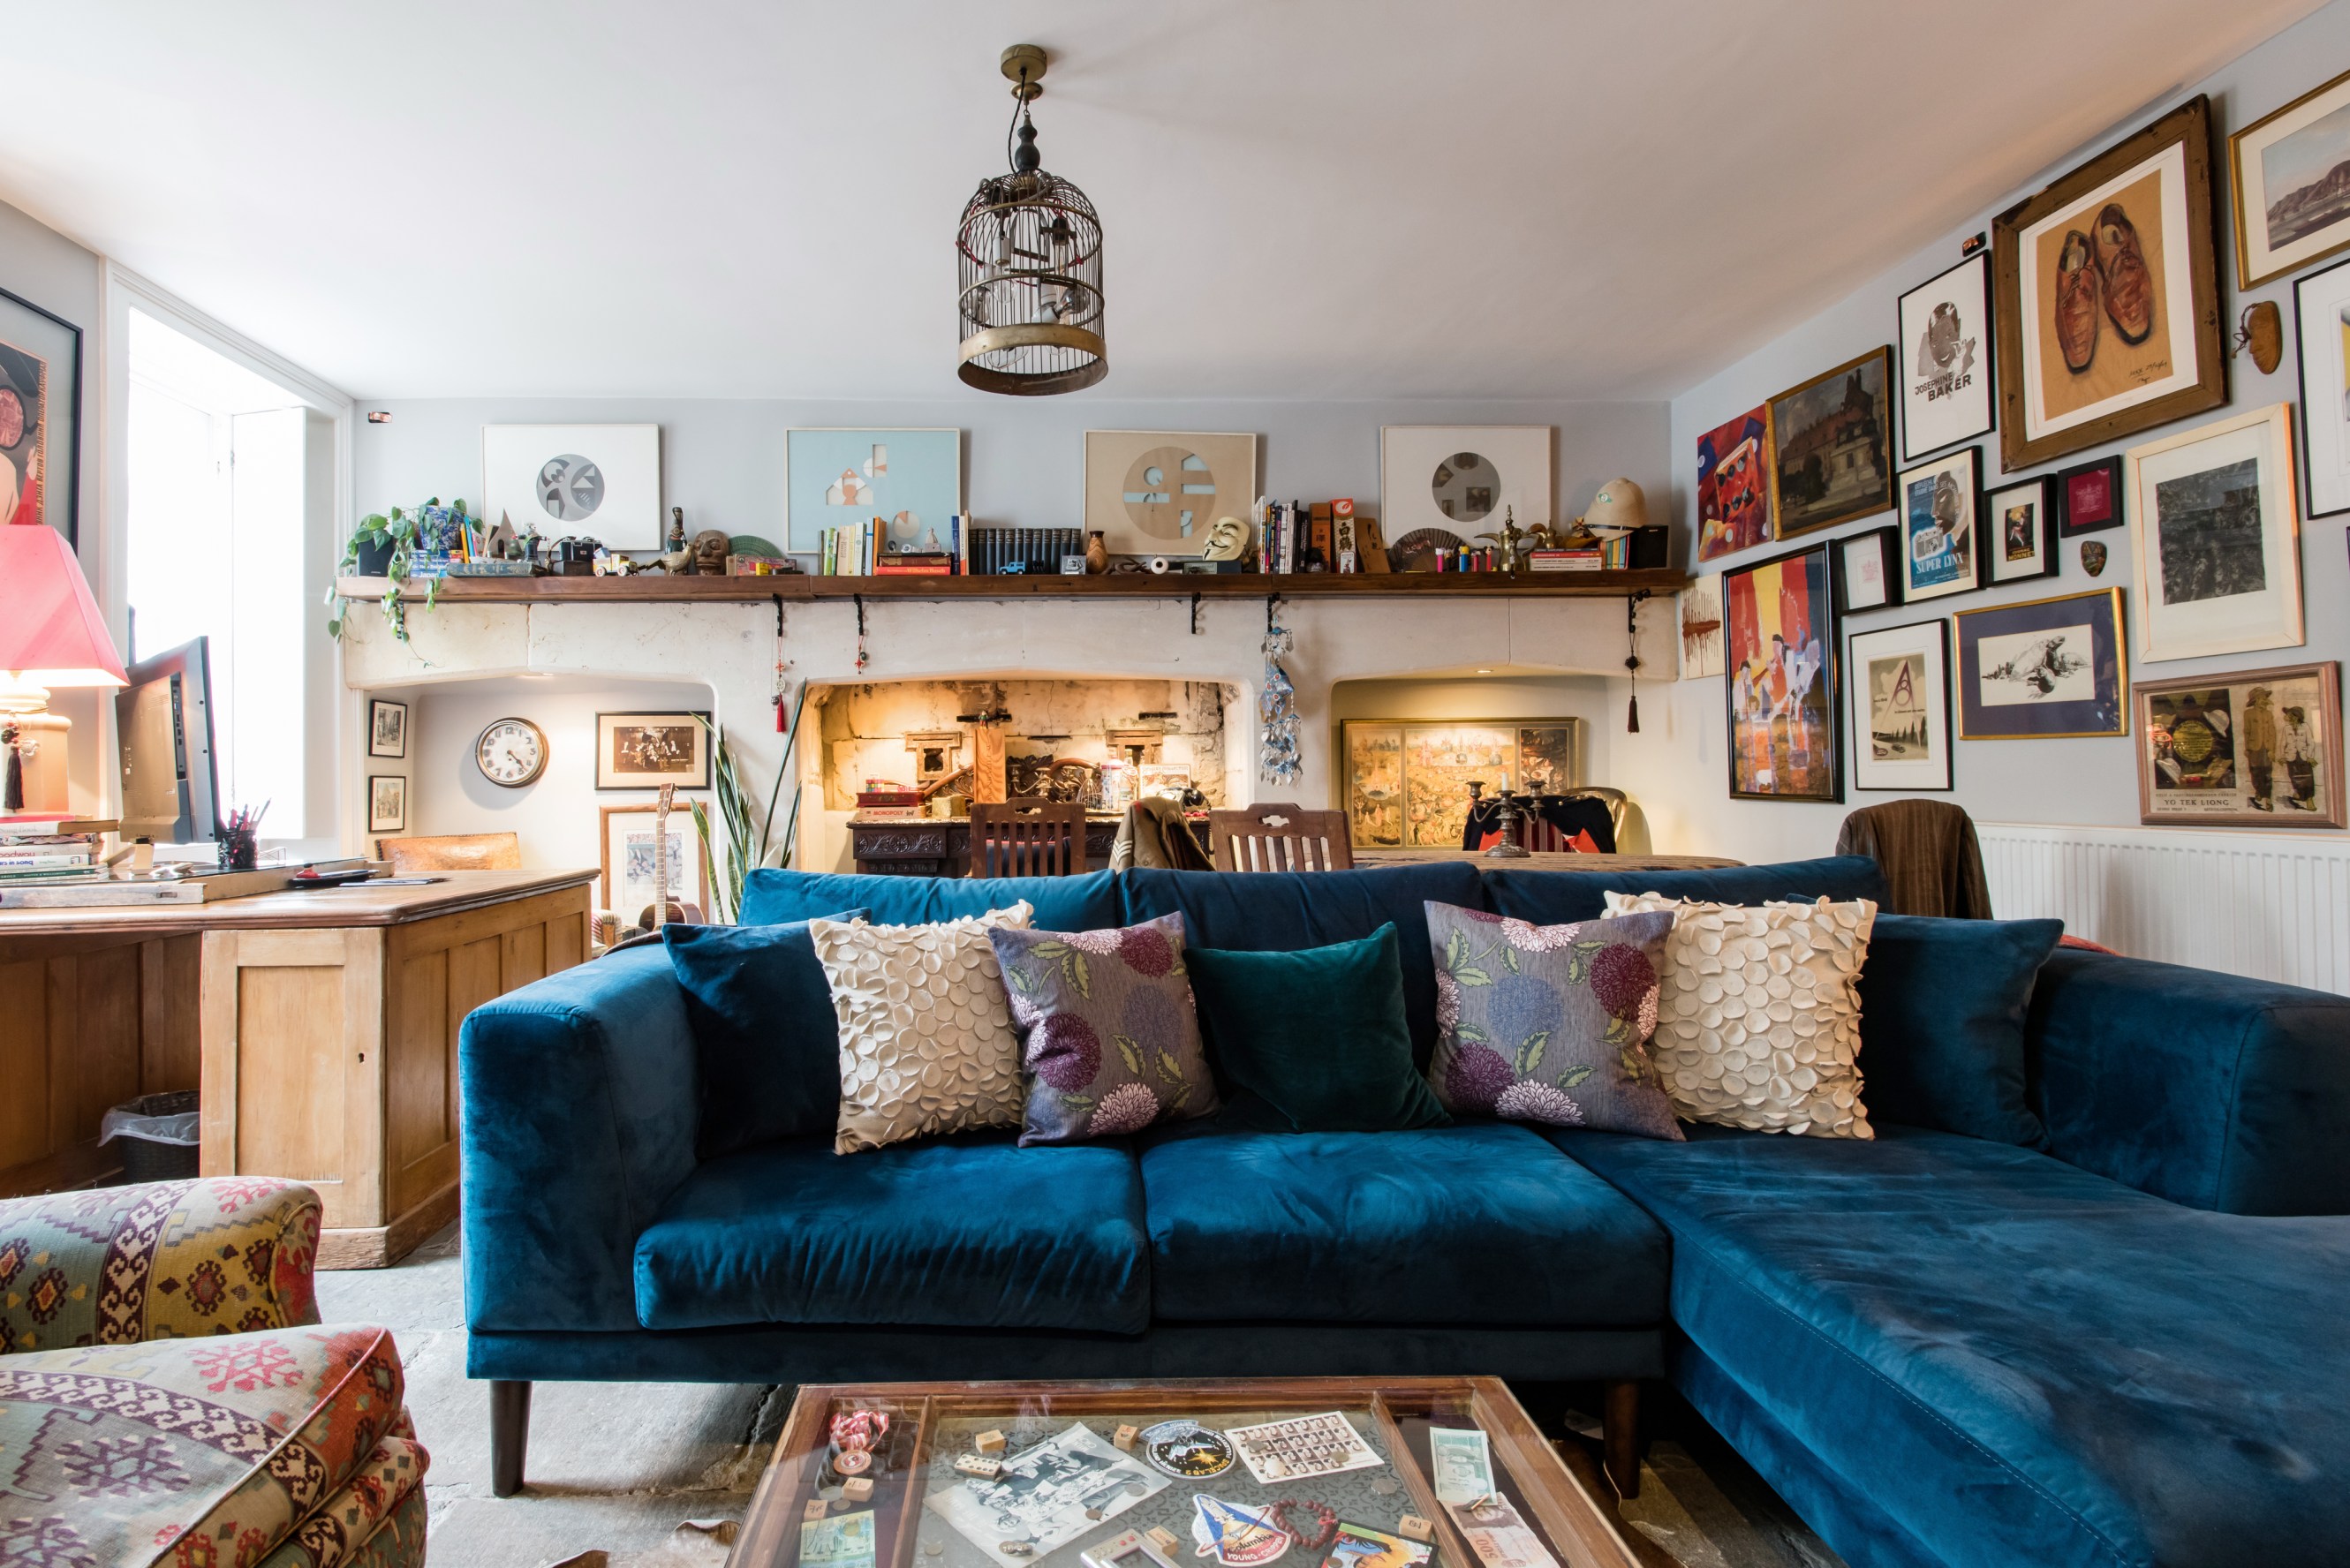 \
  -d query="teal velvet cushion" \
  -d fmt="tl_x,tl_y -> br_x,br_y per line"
1483,855 -> 1889,925
1856,915 -> 2062,1146
663,914 -> 867,1157
1186,924 -> 1449,1132
741,868 -> 1121,932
